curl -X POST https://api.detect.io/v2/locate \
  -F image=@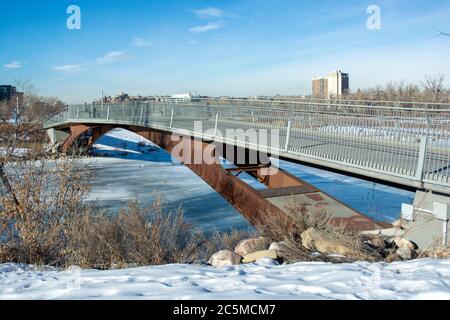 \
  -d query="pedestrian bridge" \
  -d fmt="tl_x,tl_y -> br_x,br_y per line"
44,98 -> 450,230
